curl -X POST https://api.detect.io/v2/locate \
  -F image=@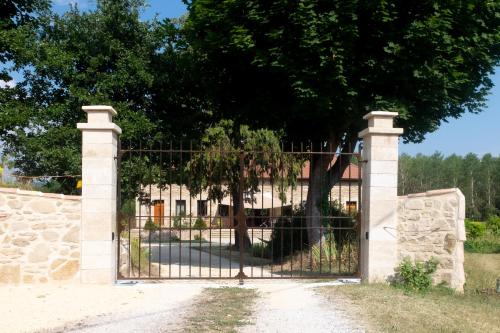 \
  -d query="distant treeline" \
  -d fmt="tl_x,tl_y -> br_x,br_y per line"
398,153 -> 500,220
